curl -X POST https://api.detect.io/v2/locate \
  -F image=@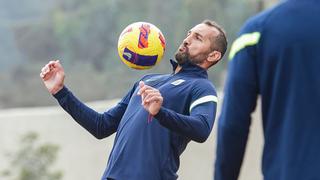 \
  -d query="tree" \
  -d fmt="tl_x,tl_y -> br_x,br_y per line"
1,132 -> 63,180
